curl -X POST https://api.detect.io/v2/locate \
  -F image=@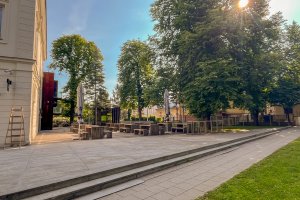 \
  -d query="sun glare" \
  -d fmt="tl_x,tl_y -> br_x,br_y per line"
239,0 -> 249,8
